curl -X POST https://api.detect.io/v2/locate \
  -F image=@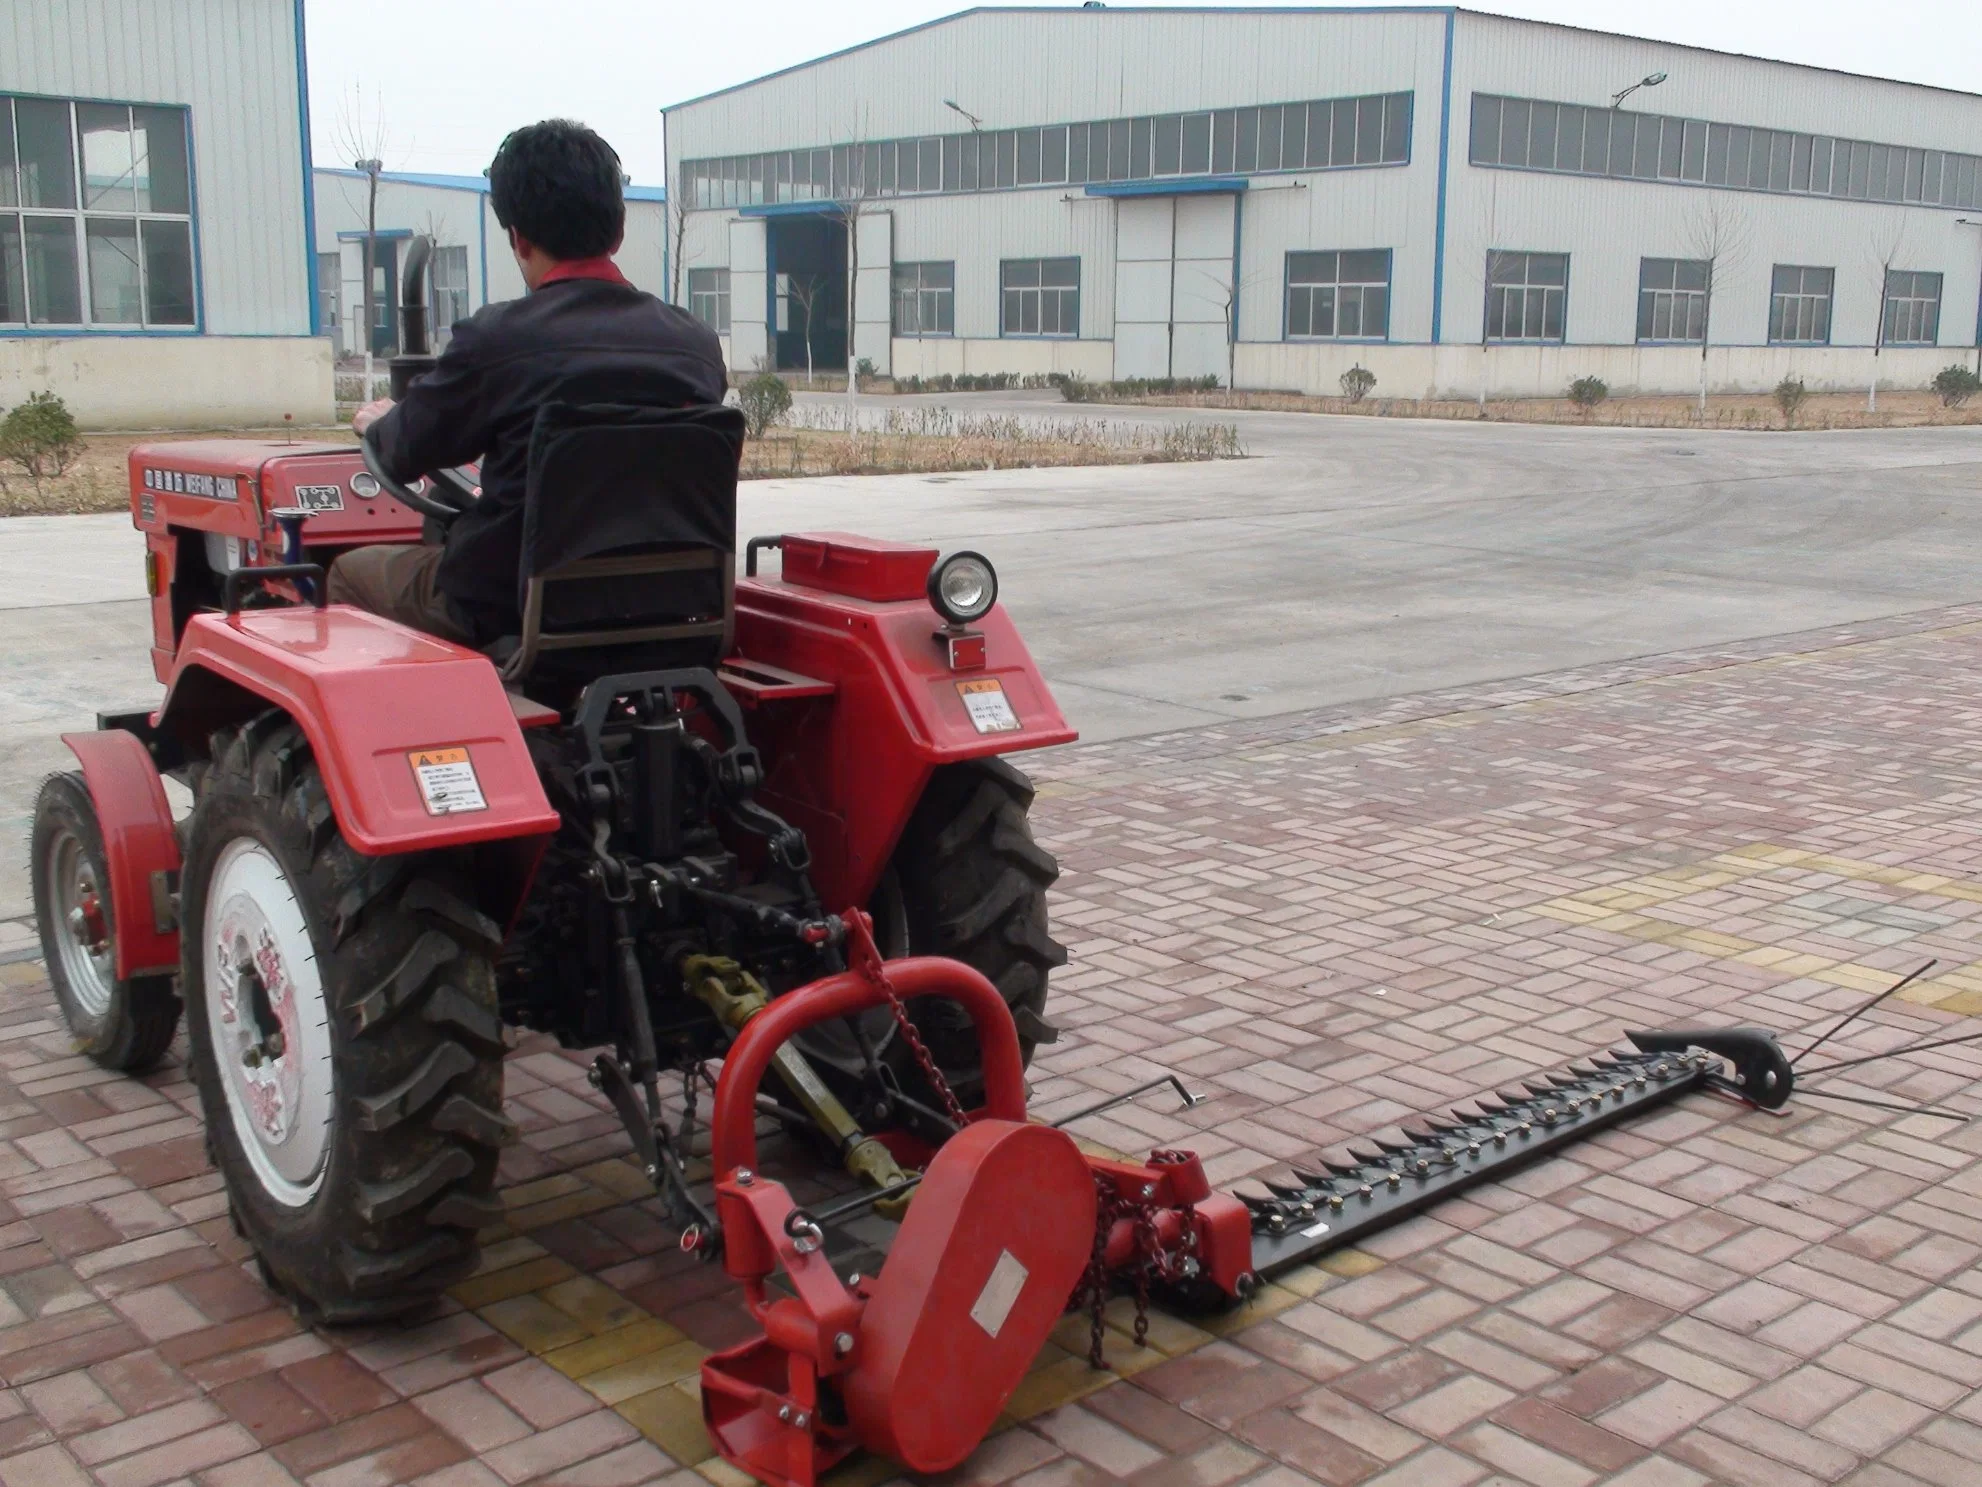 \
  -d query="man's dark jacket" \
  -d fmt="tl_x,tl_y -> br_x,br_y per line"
369,277 -> 727,641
